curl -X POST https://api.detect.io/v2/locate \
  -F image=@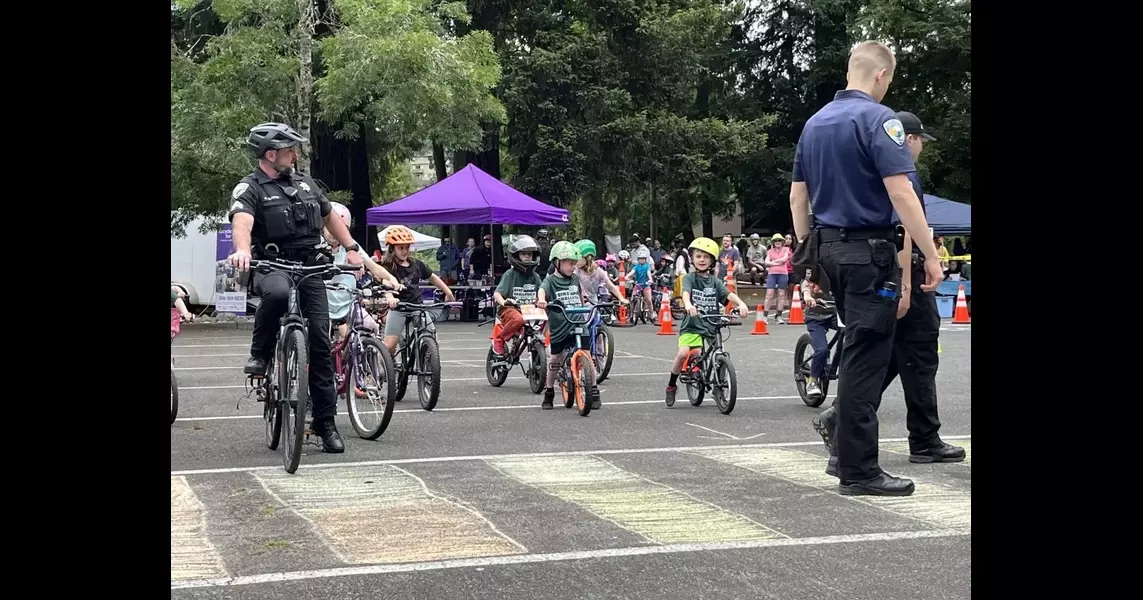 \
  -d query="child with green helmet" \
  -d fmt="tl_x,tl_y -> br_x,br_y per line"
665,236 -> 750,407
573,238 -> 627,307
537,240 -> 587,409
